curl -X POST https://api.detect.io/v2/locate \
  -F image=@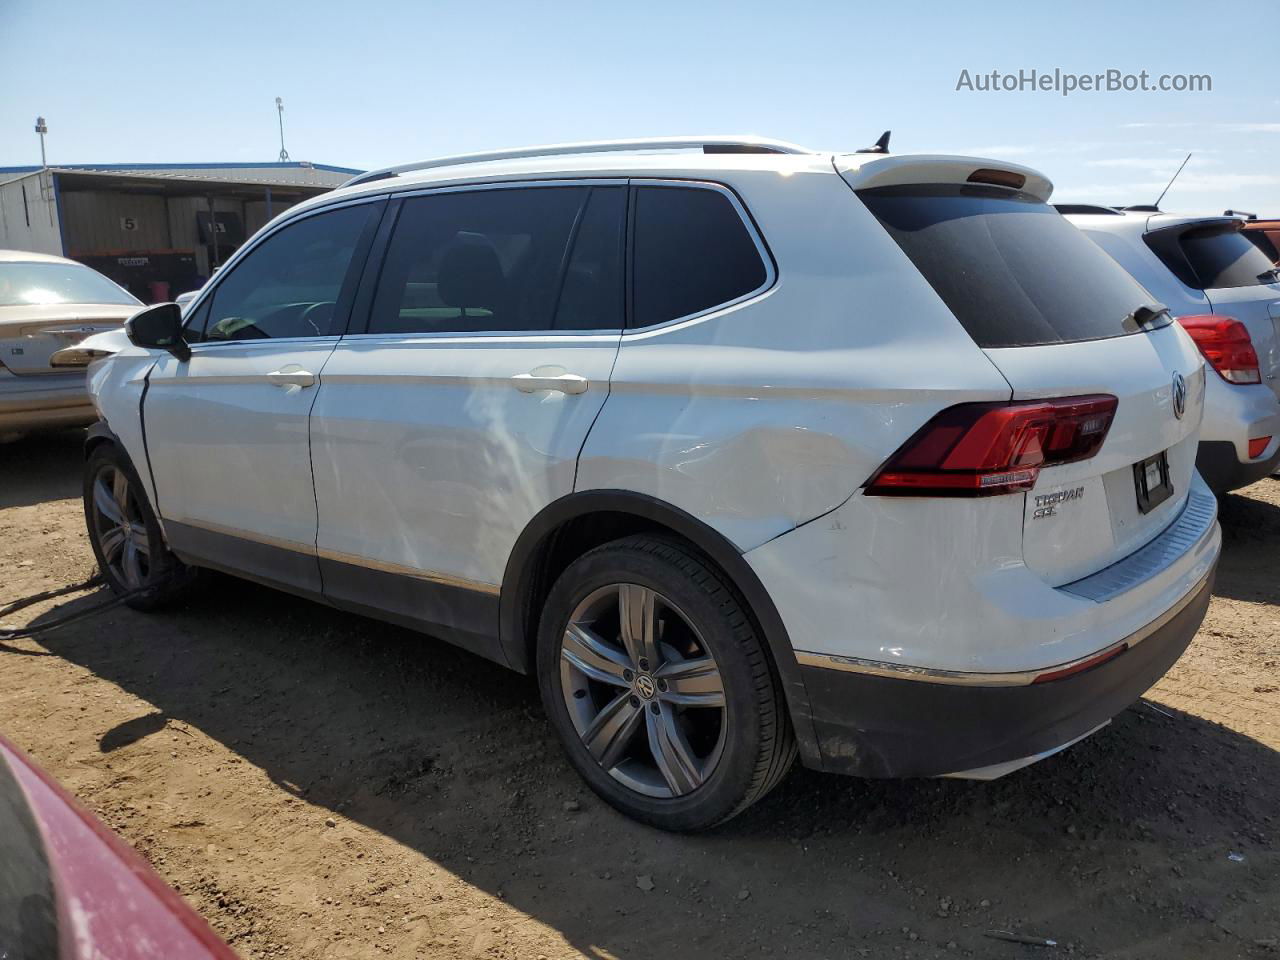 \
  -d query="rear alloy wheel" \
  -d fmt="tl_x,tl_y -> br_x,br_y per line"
83,443 -> 195,610
538,535 -> 795,830
560,583 -> 727,798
